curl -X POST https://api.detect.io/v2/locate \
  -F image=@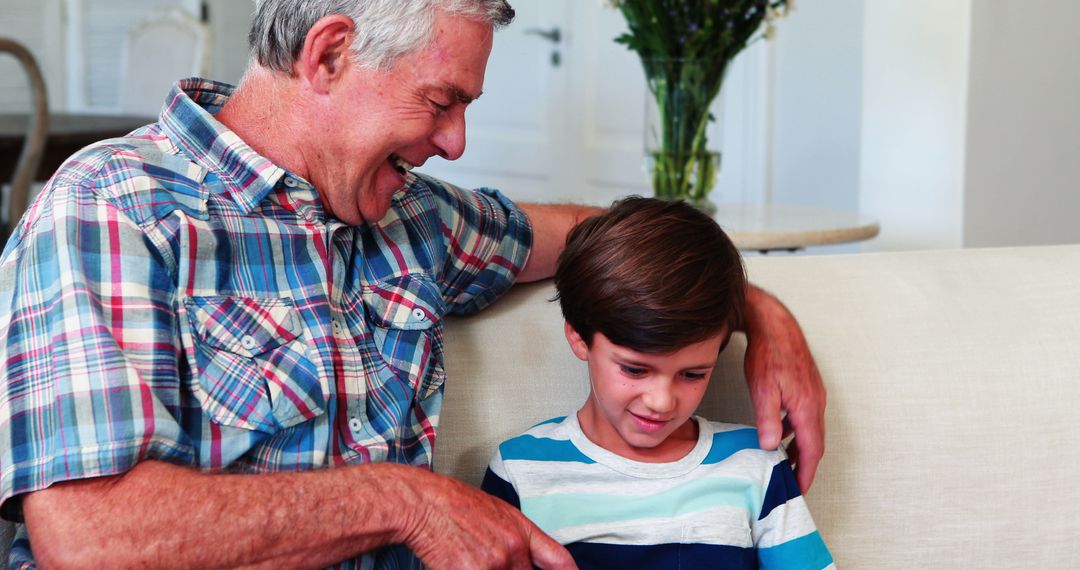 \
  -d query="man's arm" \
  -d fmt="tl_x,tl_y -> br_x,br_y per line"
22,460 -> 574,570
740,285 -> 826,493
516,203 -> 603,282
